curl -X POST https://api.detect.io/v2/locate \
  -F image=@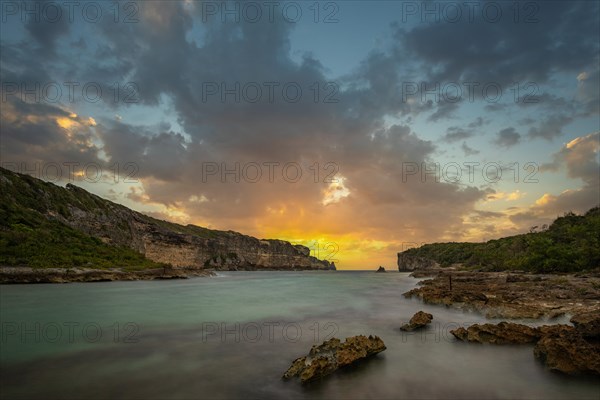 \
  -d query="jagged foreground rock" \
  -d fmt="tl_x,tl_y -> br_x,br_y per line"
0,168 -> 335,271
534,325 -> 600,375
282,335 -> 386,383
450,313 -> 600,376
400,311 -> 433,331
